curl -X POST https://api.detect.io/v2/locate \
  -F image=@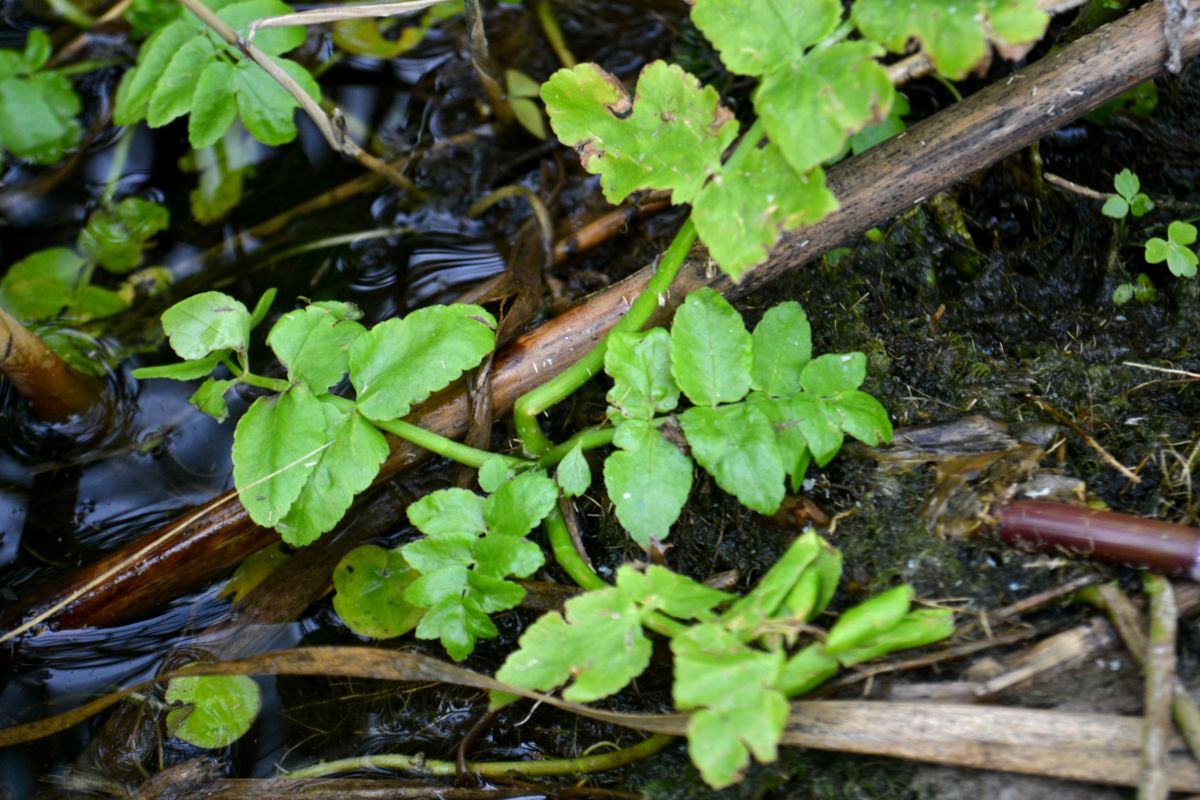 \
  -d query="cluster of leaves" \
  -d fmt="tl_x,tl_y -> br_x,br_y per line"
599,288 -> 891,546
133,290 -> 497,546
1100,169 -> 1198,304
541,0 -> 1049,281
0,29 -> 82,166
495,531 -> 955,788
0,197 -> 170,323
114,0 -> 318,149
